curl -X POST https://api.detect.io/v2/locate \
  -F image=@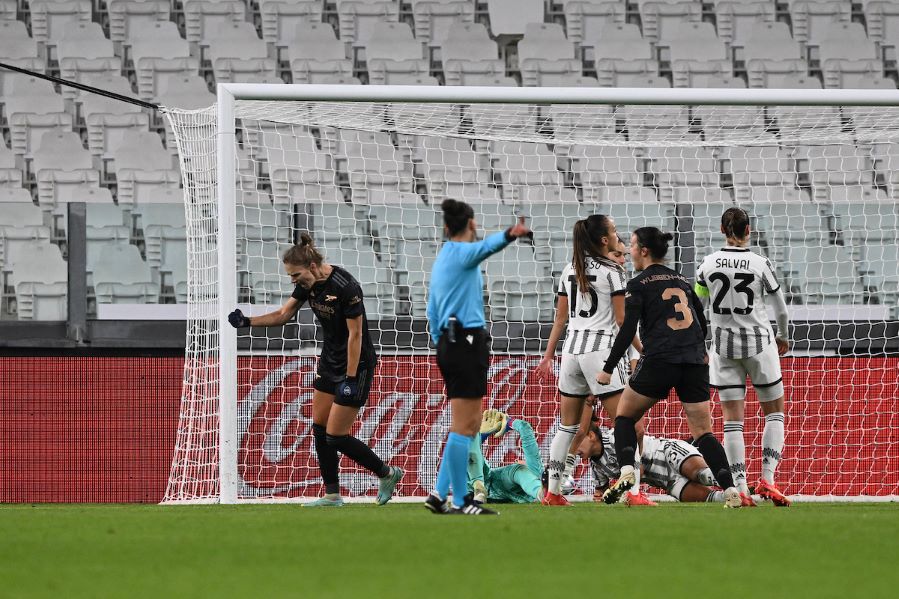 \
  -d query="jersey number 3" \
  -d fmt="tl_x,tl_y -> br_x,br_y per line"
662,288 -> 694,330
708,272 -> 755,315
